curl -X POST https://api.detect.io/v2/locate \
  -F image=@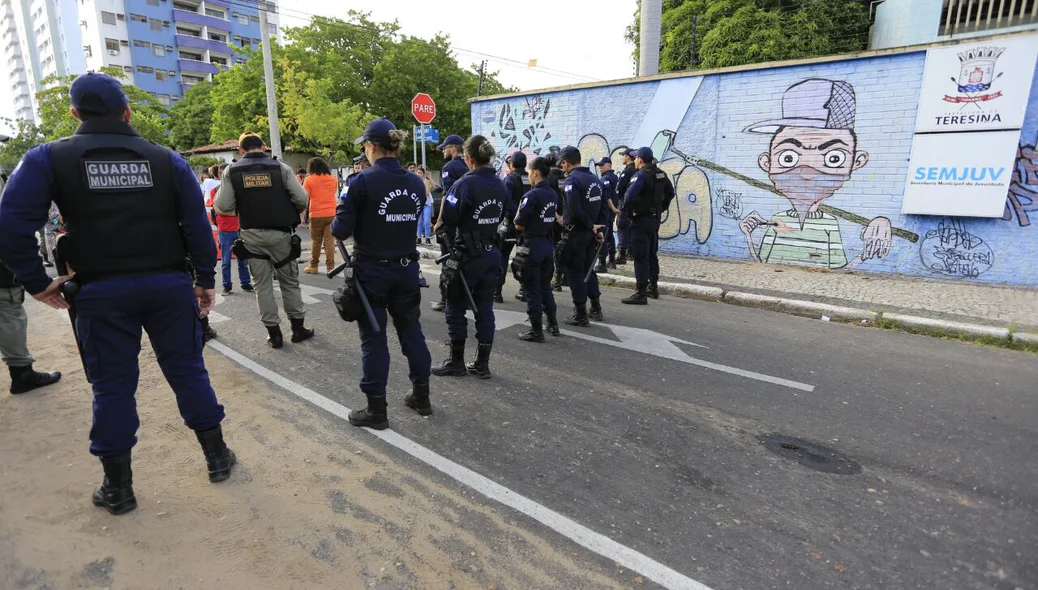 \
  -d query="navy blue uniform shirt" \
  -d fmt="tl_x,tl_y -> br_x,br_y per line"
561,167 -> 605,230
440,156 -> 469,196
623,167 -> 676,218
0,143 -> 216,293
442,167 -> 506,243
616,163 -> 636,207
332,157 -> 424,259
514,180 -> 558,239
600,169 -> 618,209
502,172 -> 531,221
